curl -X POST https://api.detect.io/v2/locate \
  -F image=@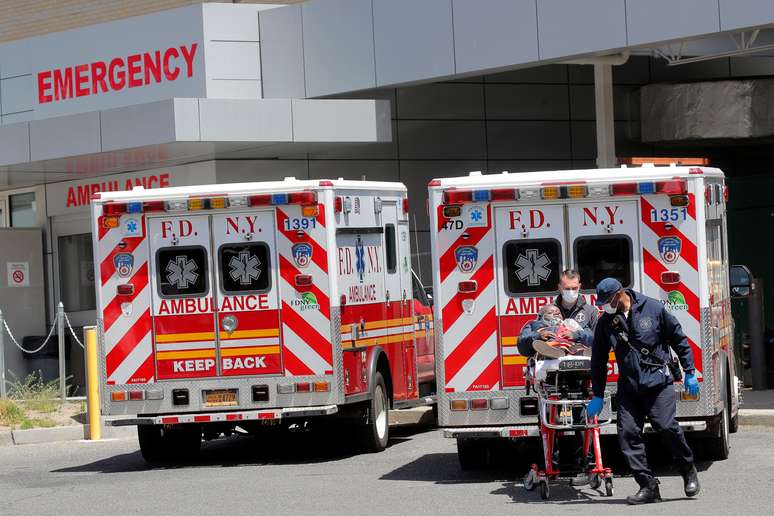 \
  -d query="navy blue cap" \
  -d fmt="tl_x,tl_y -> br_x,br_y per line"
595,278 -> 623,306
